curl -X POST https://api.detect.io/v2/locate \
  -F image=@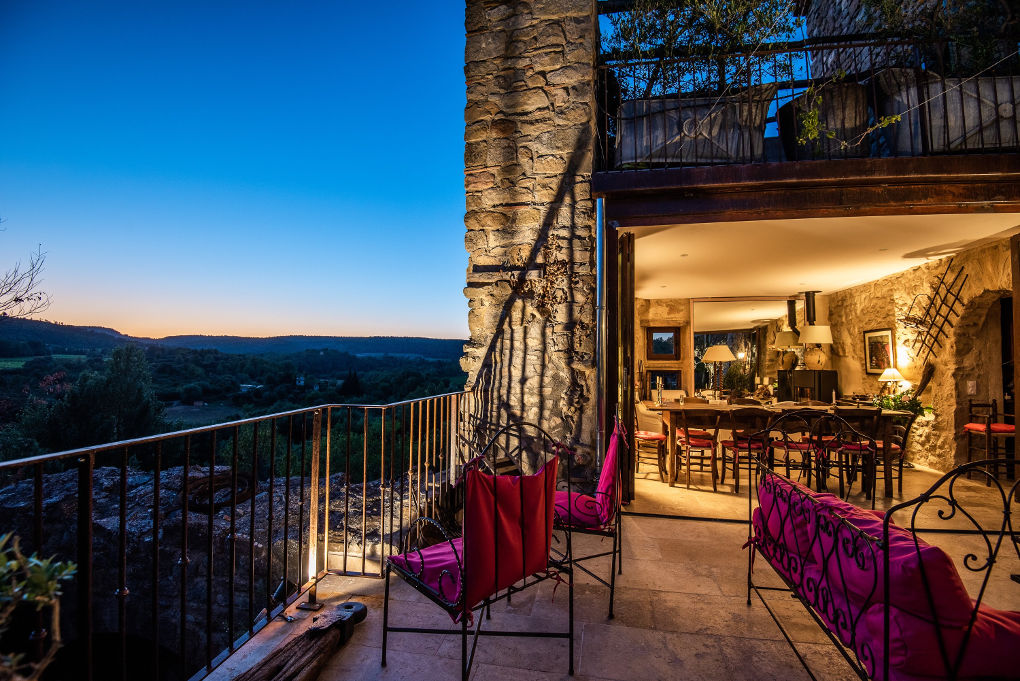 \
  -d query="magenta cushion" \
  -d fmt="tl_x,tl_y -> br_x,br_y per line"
802,563 -> 861,648
809,495 -> 973,626
860,602 -> 1020,680
389,538 -> 463,605
553,490 -> 602,529
754,475 -> 817,566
